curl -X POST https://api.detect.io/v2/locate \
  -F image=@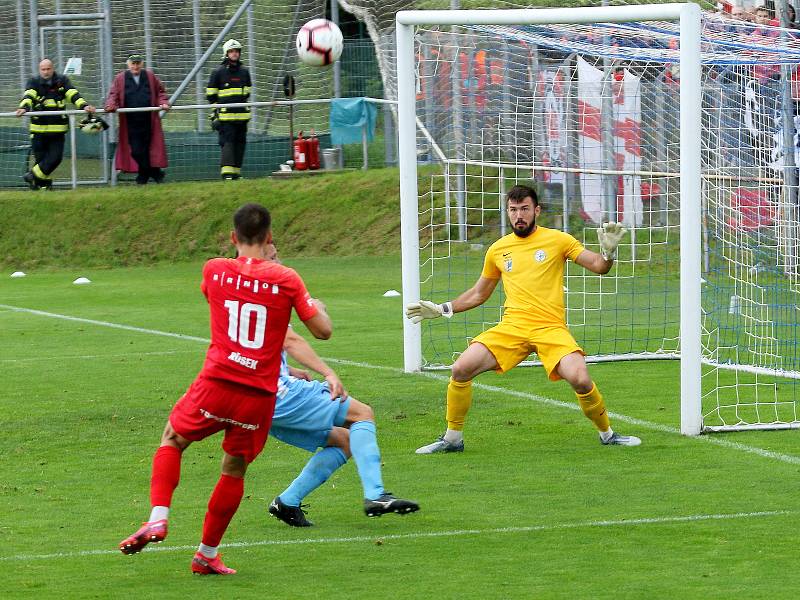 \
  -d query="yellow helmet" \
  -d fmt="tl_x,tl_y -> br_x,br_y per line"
222,39 -> 242,58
